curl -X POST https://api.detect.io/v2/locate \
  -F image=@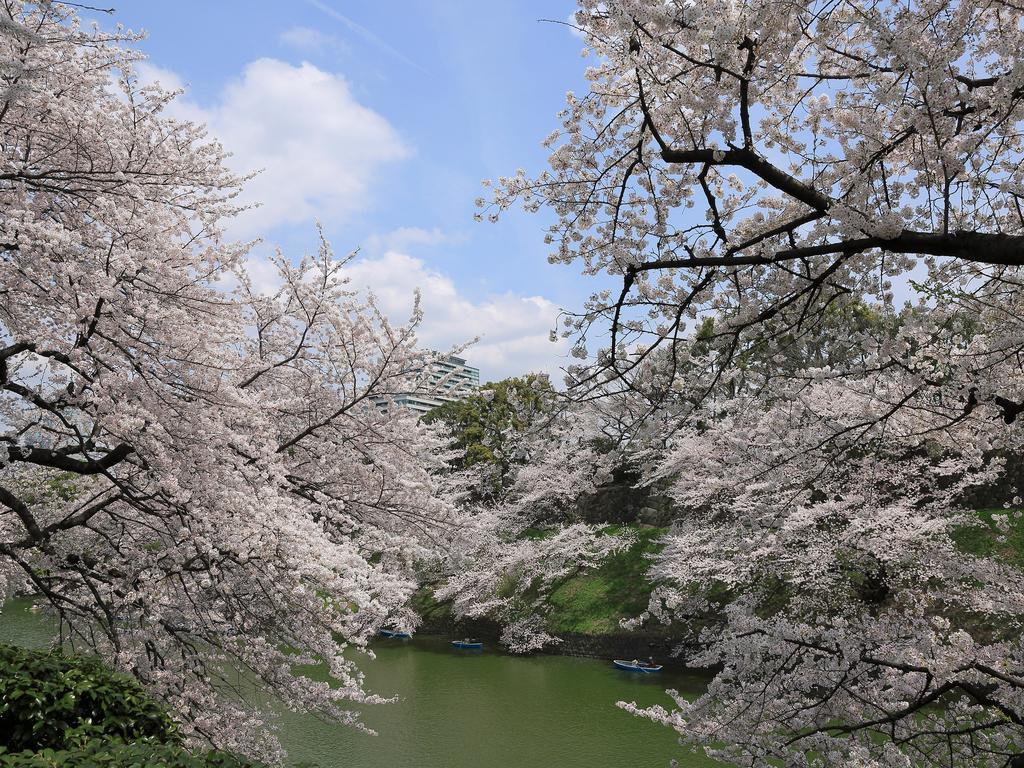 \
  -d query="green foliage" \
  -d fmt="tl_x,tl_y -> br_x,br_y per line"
546,526 -> 666,635
409,587 -> 457,632
520,527 -> 554,540
13,471 -> 82,508
422,374 -> 555,495
734,299 -> 898,379
0,644 -> 176,752
952,508 -> 1024,568
0,644 -> 261,768
0,741 -> 254,768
